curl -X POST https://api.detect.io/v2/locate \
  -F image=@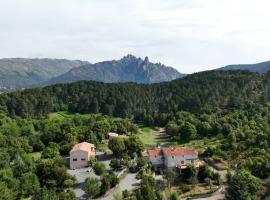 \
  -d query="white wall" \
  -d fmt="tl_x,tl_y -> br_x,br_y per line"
149,155 -> 163,167
164,154 -> 198,168
70,150 -> 89,169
